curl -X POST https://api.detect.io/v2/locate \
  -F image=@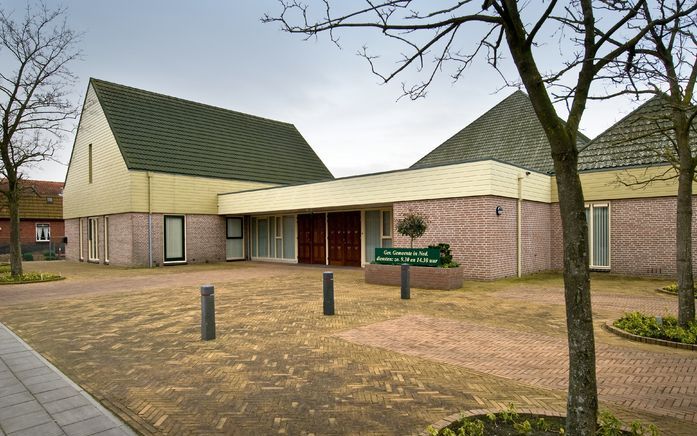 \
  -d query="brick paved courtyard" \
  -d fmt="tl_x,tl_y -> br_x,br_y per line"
0,262 -> 694,435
